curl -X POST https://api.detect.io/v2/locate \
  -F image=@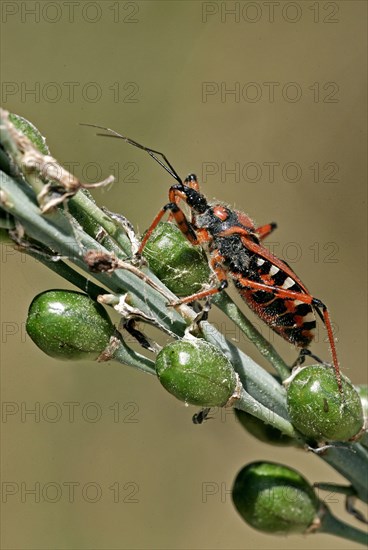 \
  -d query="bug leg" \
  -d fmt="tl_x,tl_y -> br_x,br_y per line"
191,298 -> 212,323
291,348 -> 308,368
170,251 -> 228,306
184,299 -> 213,338
137,204 -> 169,256
234,276 -> 343,395
138,188 -> 200,256
292,348 -> 330,369
255,222 -> 277,241
123,319 -> 159,353
312,298 -> 341,392
166,173 -> 200,224
201,297 -> 212,321
137,203 -> 192,256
